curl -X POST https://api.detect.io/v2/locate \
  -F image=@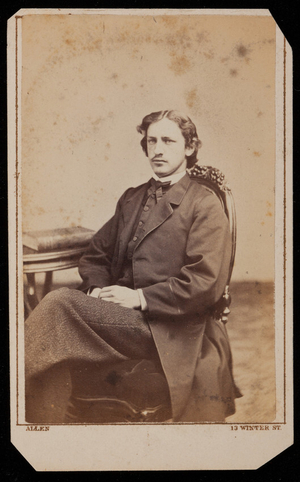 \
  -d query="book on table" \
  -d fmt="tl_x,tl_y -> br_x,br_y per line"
23,226 -> 95,252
